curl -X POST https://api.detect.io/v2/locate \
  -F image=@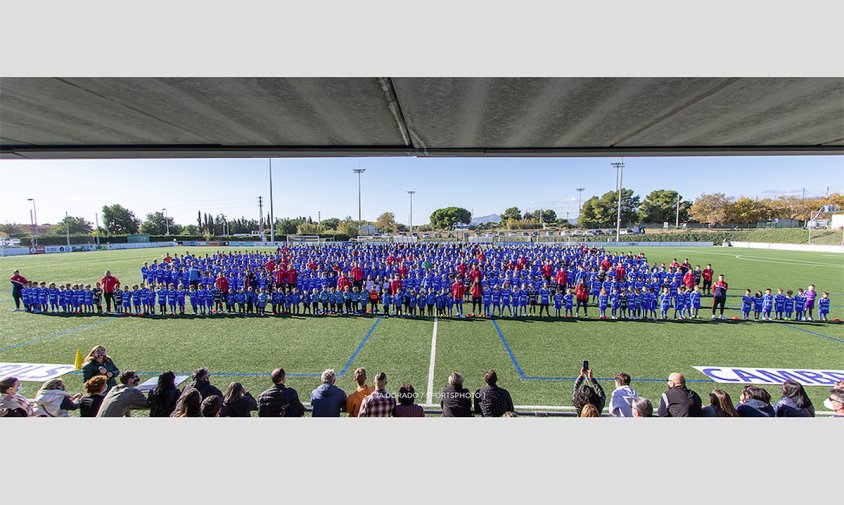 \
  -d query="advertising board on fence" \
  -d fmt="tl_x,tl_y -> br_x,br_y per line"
0,363 -> 76,382
693,366 -> 844,386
